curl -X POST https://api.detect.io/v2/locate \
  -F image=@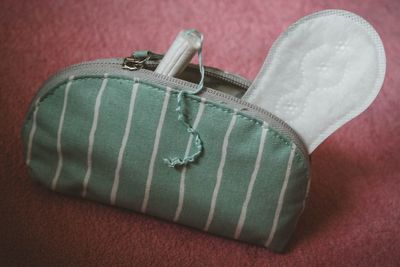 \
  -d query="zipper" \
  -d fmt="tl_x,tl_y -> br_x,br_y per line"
27,54 -> 309,160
